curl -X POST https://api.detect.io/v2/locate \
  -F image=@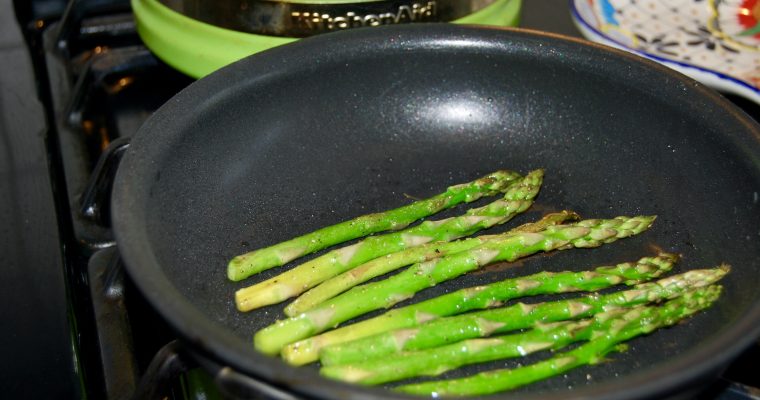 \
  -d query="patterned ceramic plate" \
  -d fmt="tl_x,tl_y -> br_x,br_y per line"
570,0 -> 760,104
